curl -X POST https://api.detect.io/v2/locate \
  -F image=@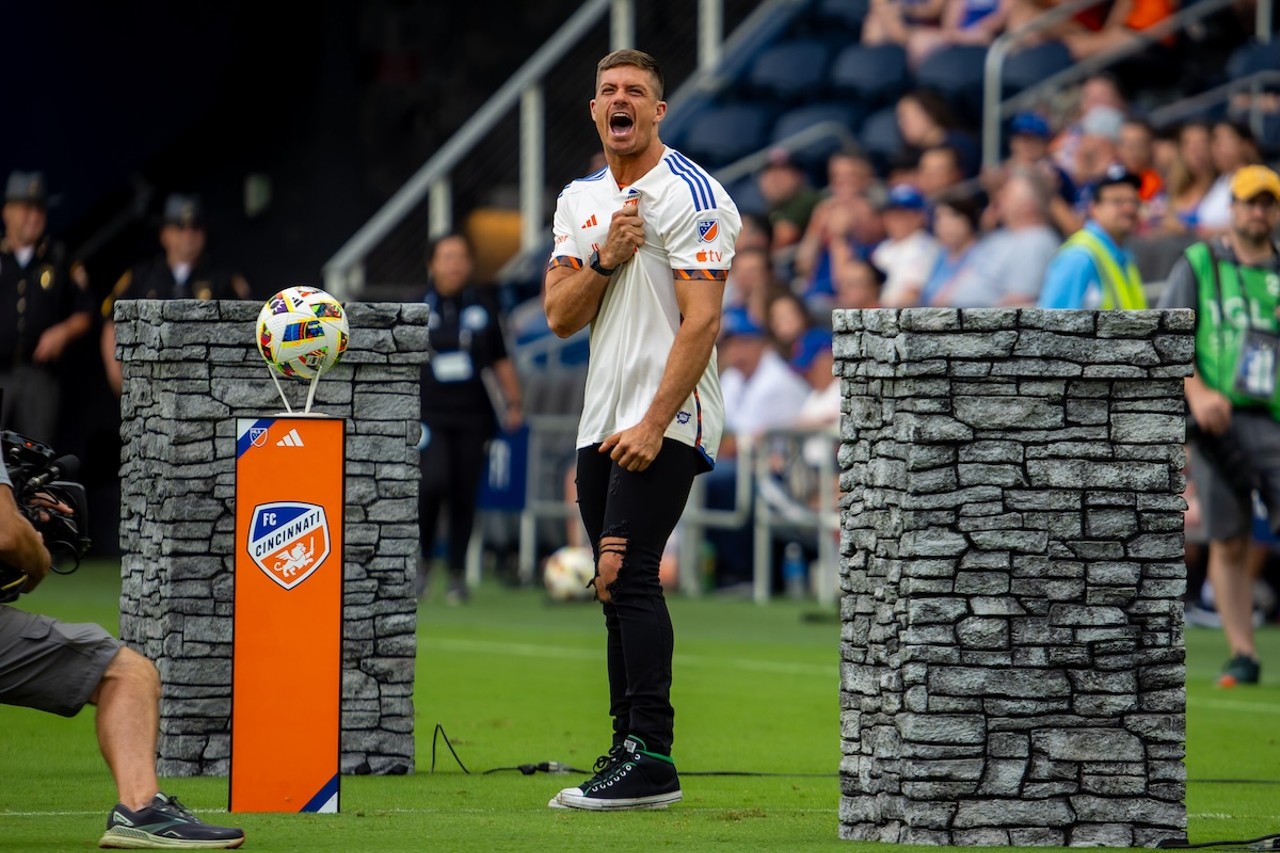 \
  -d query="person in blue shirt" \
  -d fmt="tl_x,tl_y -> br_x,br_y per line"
1038,164 -> 1147,310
